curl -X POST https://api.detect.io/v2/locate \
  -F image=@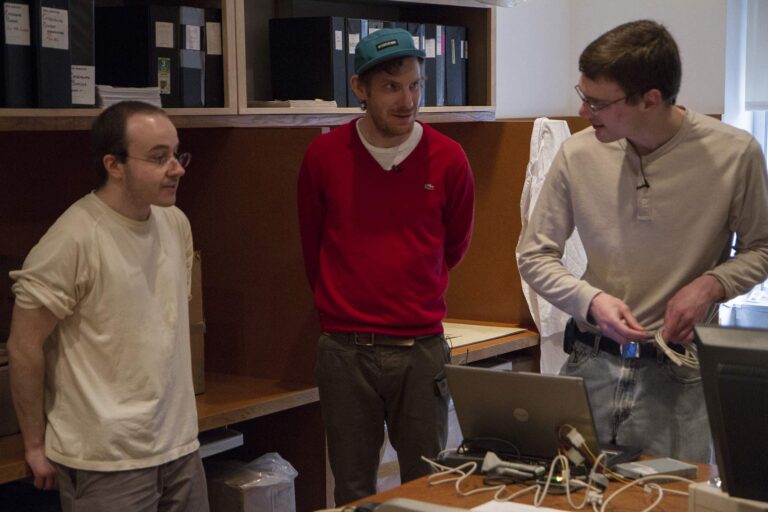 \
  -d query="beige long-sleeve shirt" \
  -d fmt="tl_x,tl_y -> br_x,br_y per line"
517,109 -> 768,333
11,193 -> 199,471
